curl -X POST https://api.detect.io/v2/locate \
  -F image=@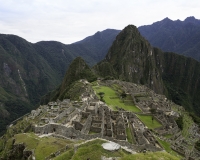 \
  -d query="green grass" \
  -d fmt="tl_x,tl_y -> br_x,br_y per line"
69,140 -> 125,160
93,86 -> 141,112
15,133 -> 39,150
120,151 -> 180,160
13,133 -> 74,160
164,134 -> 173,138
55,138 -> 180,160
182,113 -> 194,138
54,149 -> 74,160
126,127 -> 133,144
136,115 -> 162,129
156,137 -> 182,158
